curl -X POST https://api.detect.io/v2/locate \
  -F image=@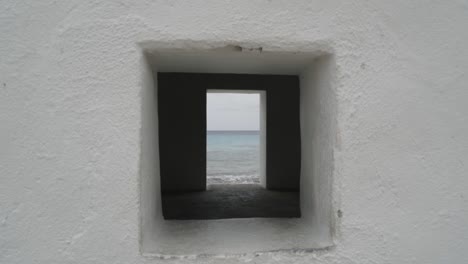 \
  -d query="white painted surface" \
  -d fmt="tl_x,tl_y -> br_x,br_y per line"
260,91 -> 267,189
300,55 -> 336,242
1,1 -> 468,263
